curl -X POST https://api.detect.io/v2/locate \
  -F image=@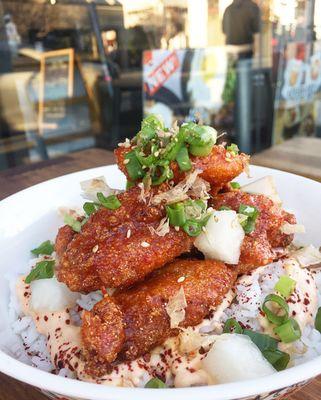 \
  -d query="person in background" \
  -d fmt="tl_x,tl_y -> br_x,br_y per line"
4,13 -> 21,57
222,0 -> 260,59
